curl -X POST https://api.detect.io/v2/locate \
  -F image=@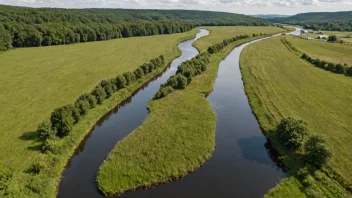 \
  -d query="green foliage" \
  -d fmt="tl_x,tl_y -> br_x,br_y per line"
301,52 -> 352,76
276,117 -> 308,151
134,68 -> 145,79
101,79 -> 118,98
115,75 -> 127,89
0,25 -> 11,51
207,34 -> 250,54
41,137 -> 60,154
78,93 -> 97,108
50,106 -> 74,137
75,100 -> 90,115
305,135 -> 332,168
123,72 -> 135,86
328,35 -> 338,42
268,11 -> 352,31
27,161 -> 46,175
153,86 -> 175,99
0,166 -> 12,194
91,85 -> 107,104
36,121 -> 56,141
0,4 -> 269,51
67,105 -> 81,124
